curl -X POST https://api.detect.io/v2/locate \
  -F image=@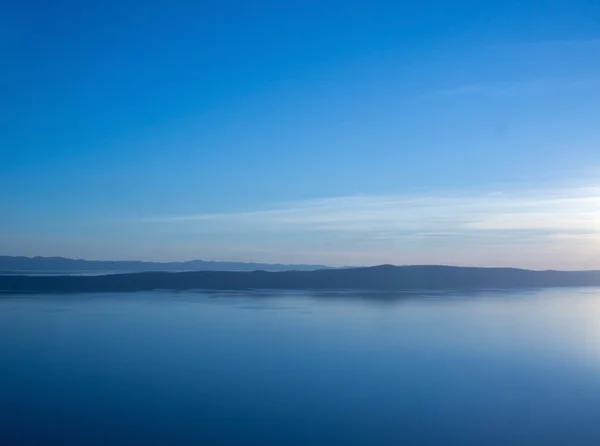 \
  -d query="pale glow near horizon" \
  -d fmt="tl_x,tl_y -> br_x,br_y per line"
128,186 -> 600,270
